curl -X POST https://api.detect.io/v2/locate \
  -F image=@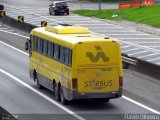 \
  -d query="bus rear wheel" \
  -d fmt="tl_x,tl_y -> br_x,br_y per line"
55,84 -> 60,102
60,86 -> 68,105
33,71 -> 43,89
